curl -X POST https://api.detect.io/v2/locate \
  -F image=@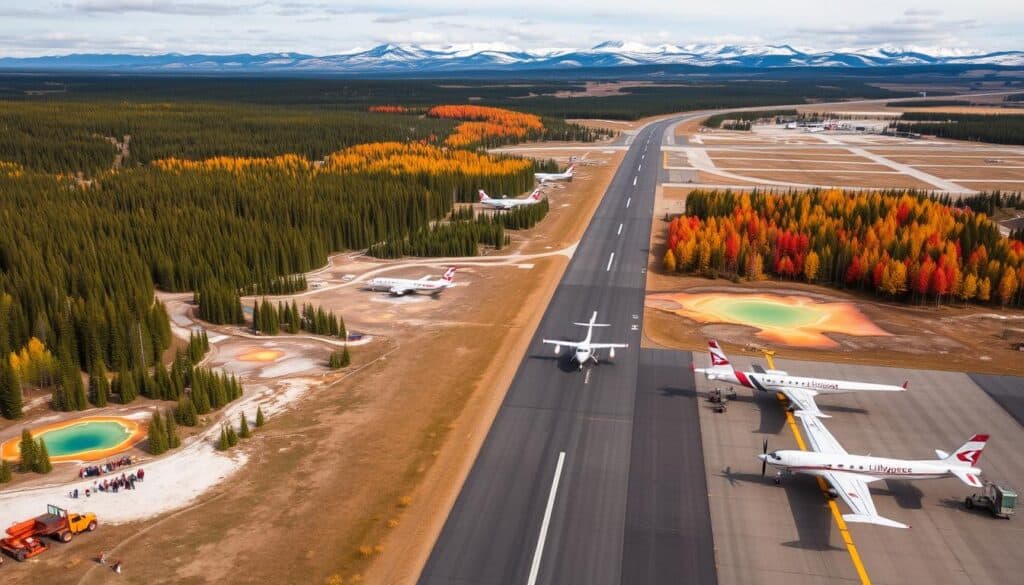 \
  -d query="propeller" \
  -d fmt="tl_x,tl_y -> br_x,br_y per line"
761,439 -> 769,477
